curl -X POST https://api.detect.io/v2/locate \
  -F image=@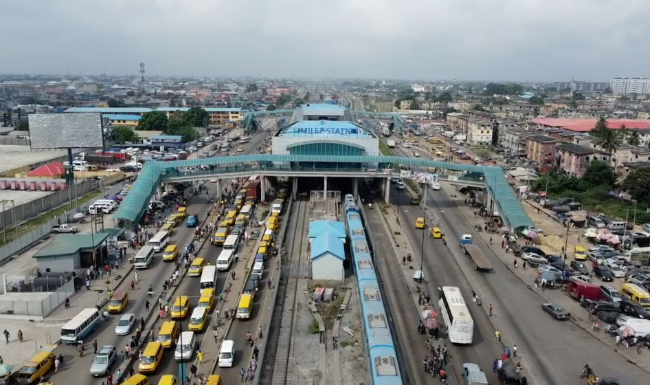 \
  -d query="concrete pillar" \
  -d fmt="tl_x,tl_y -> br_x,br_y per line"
422,182 -> 427,206
353,178 -> 358,200
261,176 -> 266,203
292,177 -> 298,200
216,180 -> 222,198
323,176 -> 328,200
384,177 -> 390,204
